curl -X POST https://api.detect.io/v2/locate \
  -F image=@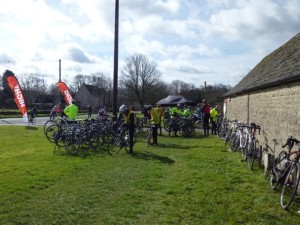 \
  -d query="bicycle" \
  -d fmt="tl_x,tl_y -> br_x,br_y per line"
110,123 -> 134,154
217,118 -> 229,141
244,123 -> 261,170
225,120 -> 242,152
28,113 -> 37,125
270,136 -> 300,209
